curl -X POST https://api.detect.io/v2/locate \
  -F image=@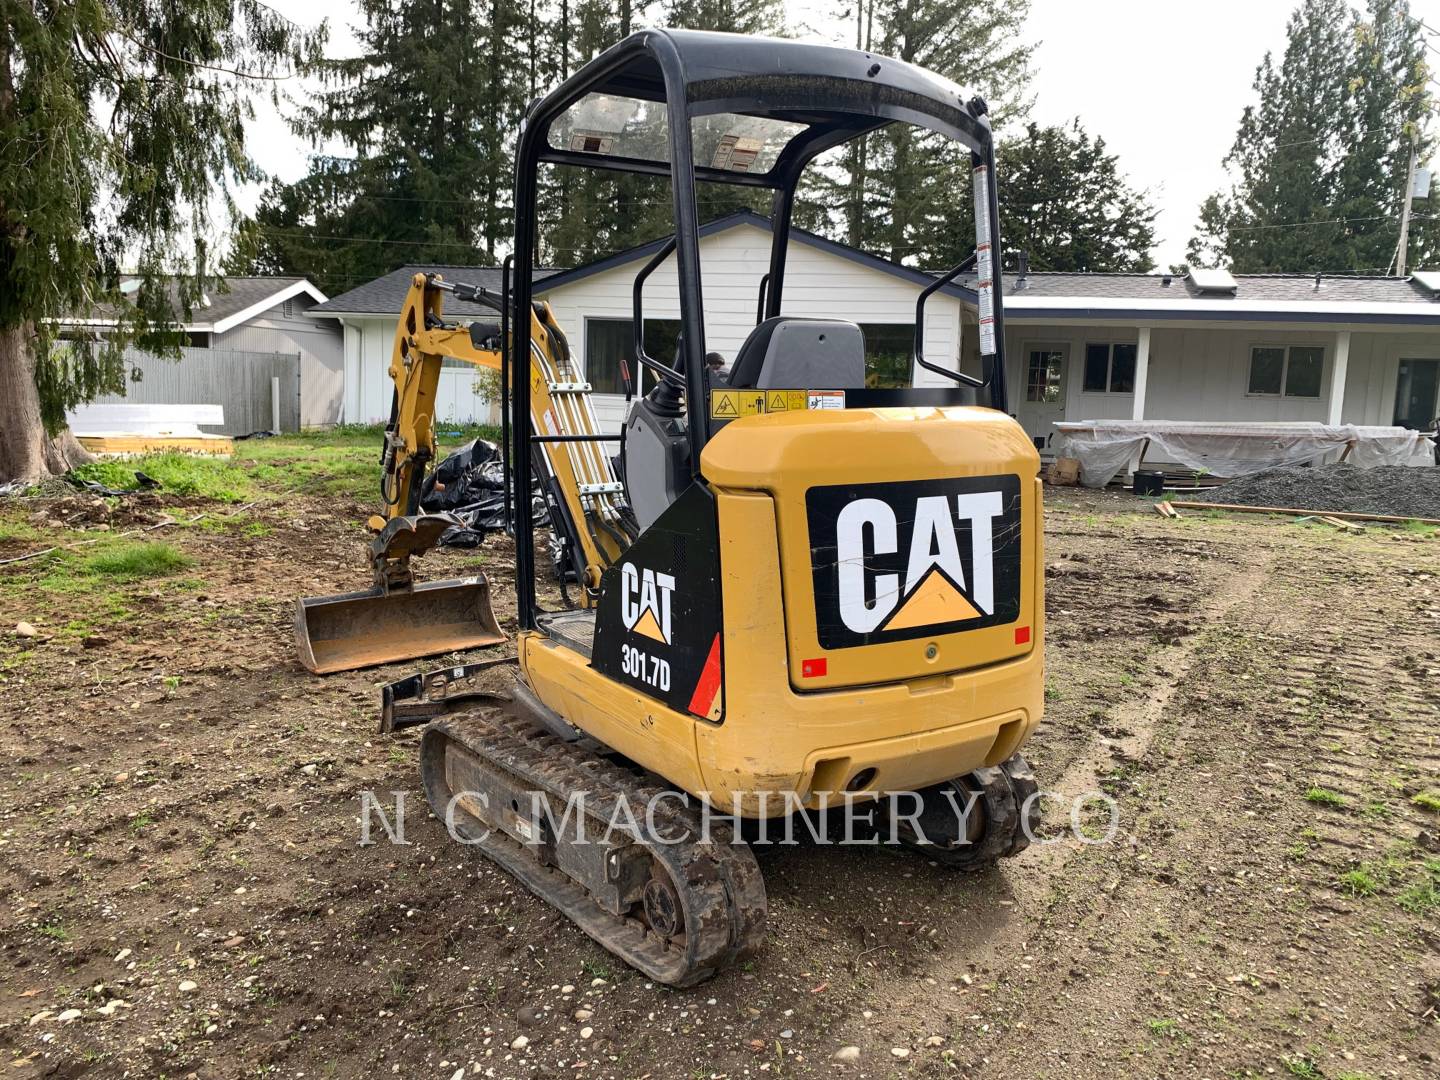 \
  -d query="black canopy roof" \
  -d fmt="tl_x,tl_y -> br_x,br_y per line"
532,29 -> 994,188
